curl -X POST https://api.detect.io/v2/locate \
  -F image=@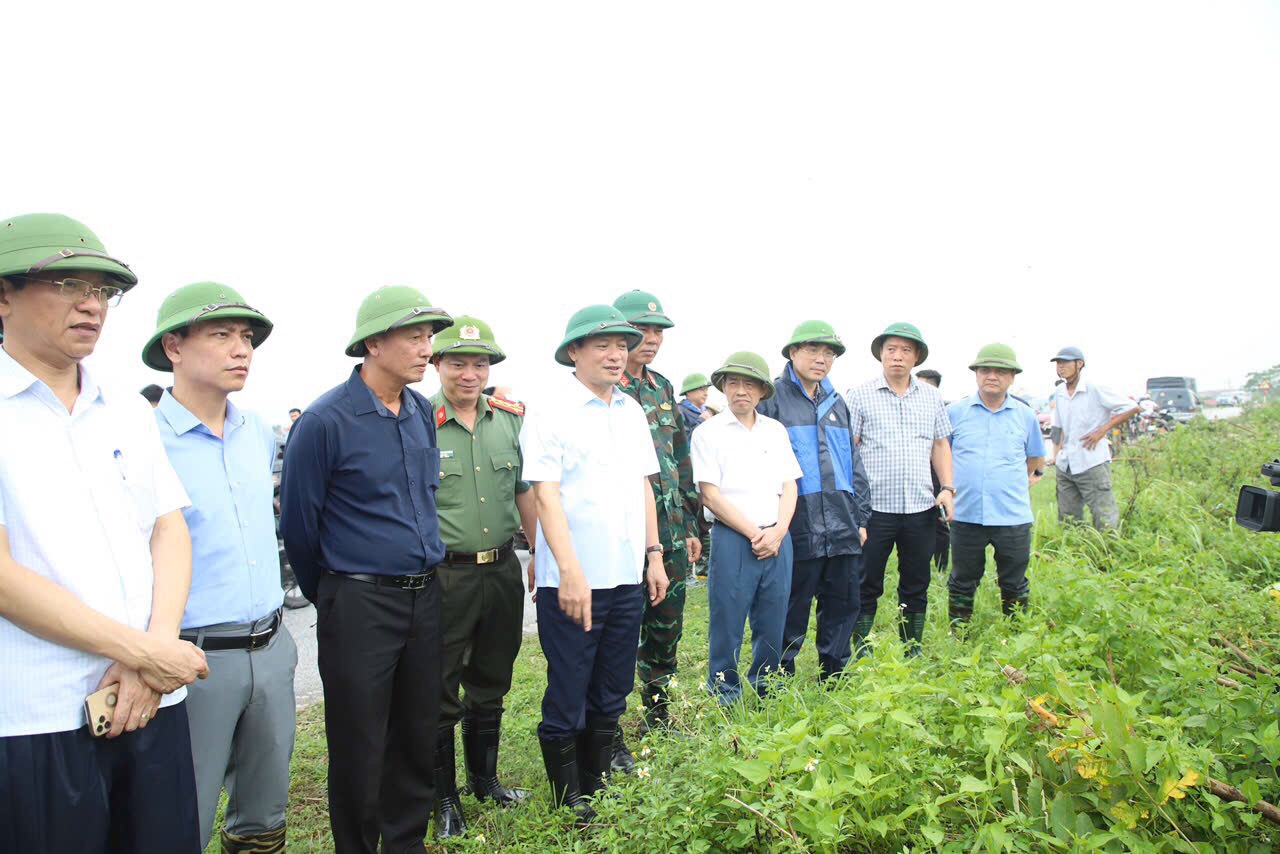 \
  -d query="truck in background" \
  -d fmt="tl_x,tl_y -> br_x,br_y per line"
1145,376 -> 1201,421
